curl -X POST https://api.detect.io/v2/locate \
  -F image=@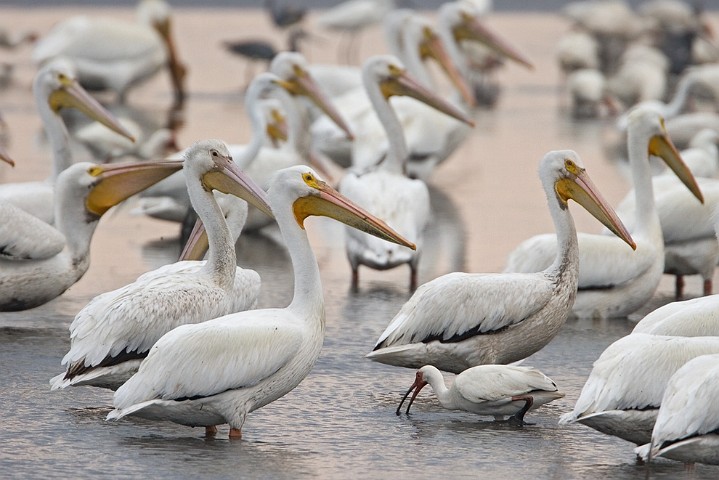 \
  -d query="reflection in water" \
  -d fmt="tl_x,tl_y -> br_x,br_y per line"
418,184 -> 468,281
